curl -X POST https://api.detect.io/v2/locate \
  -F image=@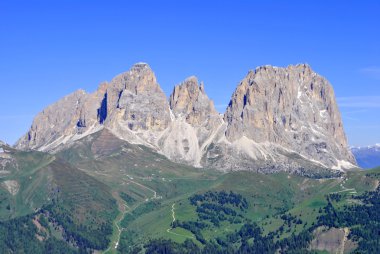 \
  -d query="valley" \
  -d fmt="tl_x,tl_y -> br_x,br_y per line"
1,134 -> 380,253
1,0 -> 379,252
0,62 -> 377,253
